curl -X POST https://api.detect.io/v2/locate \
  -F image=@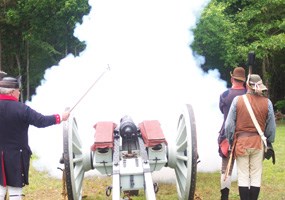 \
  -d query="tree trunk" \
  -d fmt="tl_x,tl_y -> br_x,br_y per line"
65,42 -> 68,56
74,46 -> 77,56
26,41 -> 30,101
0,32 -> 2,71
15,54 -> 23,102
262,55 -> 270,97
